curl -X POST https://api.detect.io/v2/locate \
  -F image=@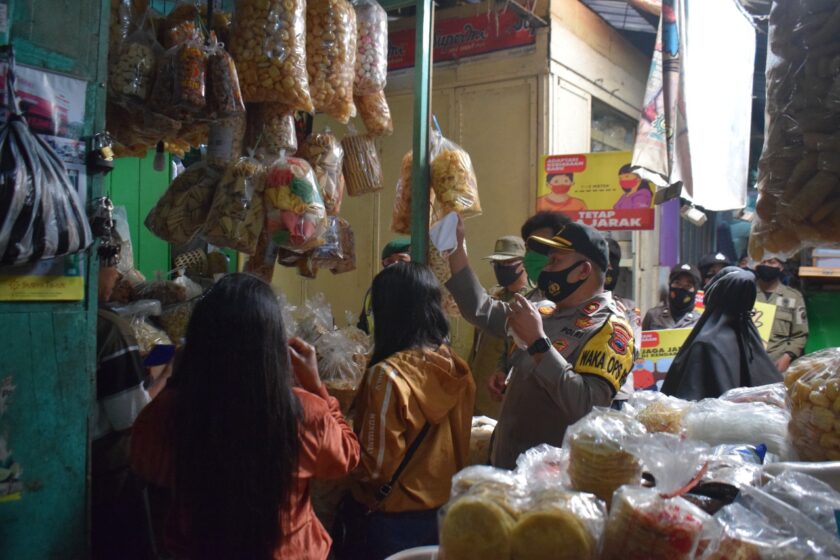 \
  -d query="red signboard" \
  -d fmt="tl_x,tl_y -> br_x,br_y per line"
387,10 -> 537,71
